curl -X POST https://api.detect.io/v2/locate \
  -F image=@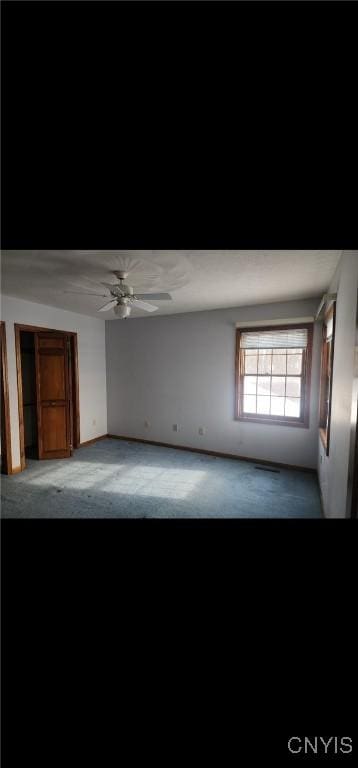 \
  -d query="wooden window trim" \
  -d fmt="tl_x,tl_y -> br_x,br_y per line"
319,303 -> 336,456
235,323 -> 313,428
1,321 -> 12,474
